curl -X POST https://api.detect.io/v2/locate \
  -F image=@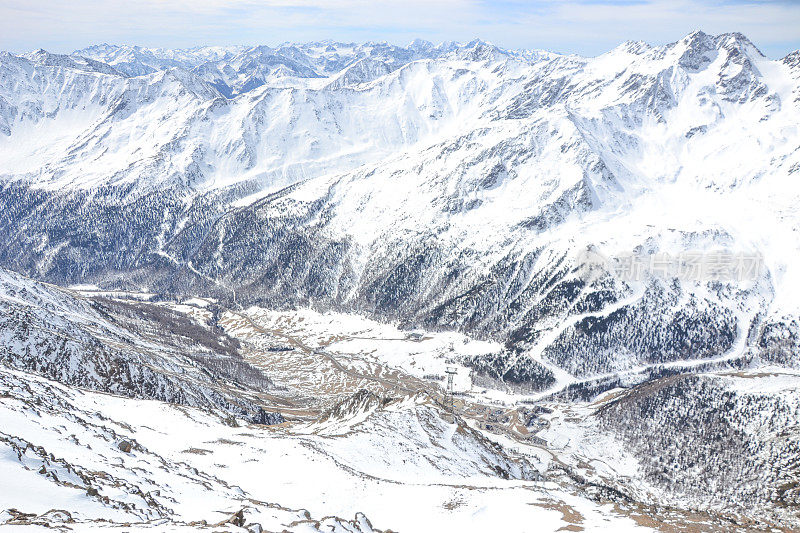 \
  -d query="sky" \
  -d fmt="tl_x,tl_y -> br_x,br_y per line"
0,0 -> 799,58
